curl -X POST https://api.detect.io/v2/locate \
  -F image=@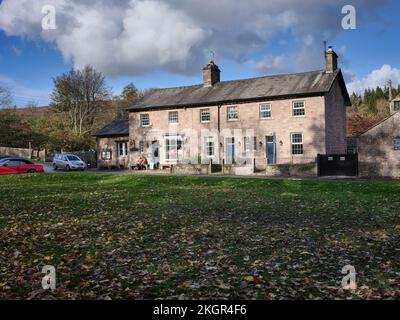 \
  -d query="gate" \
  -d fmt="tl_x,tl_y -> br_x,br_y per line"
70,150 -> 98,169
317,154 -> 358,177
